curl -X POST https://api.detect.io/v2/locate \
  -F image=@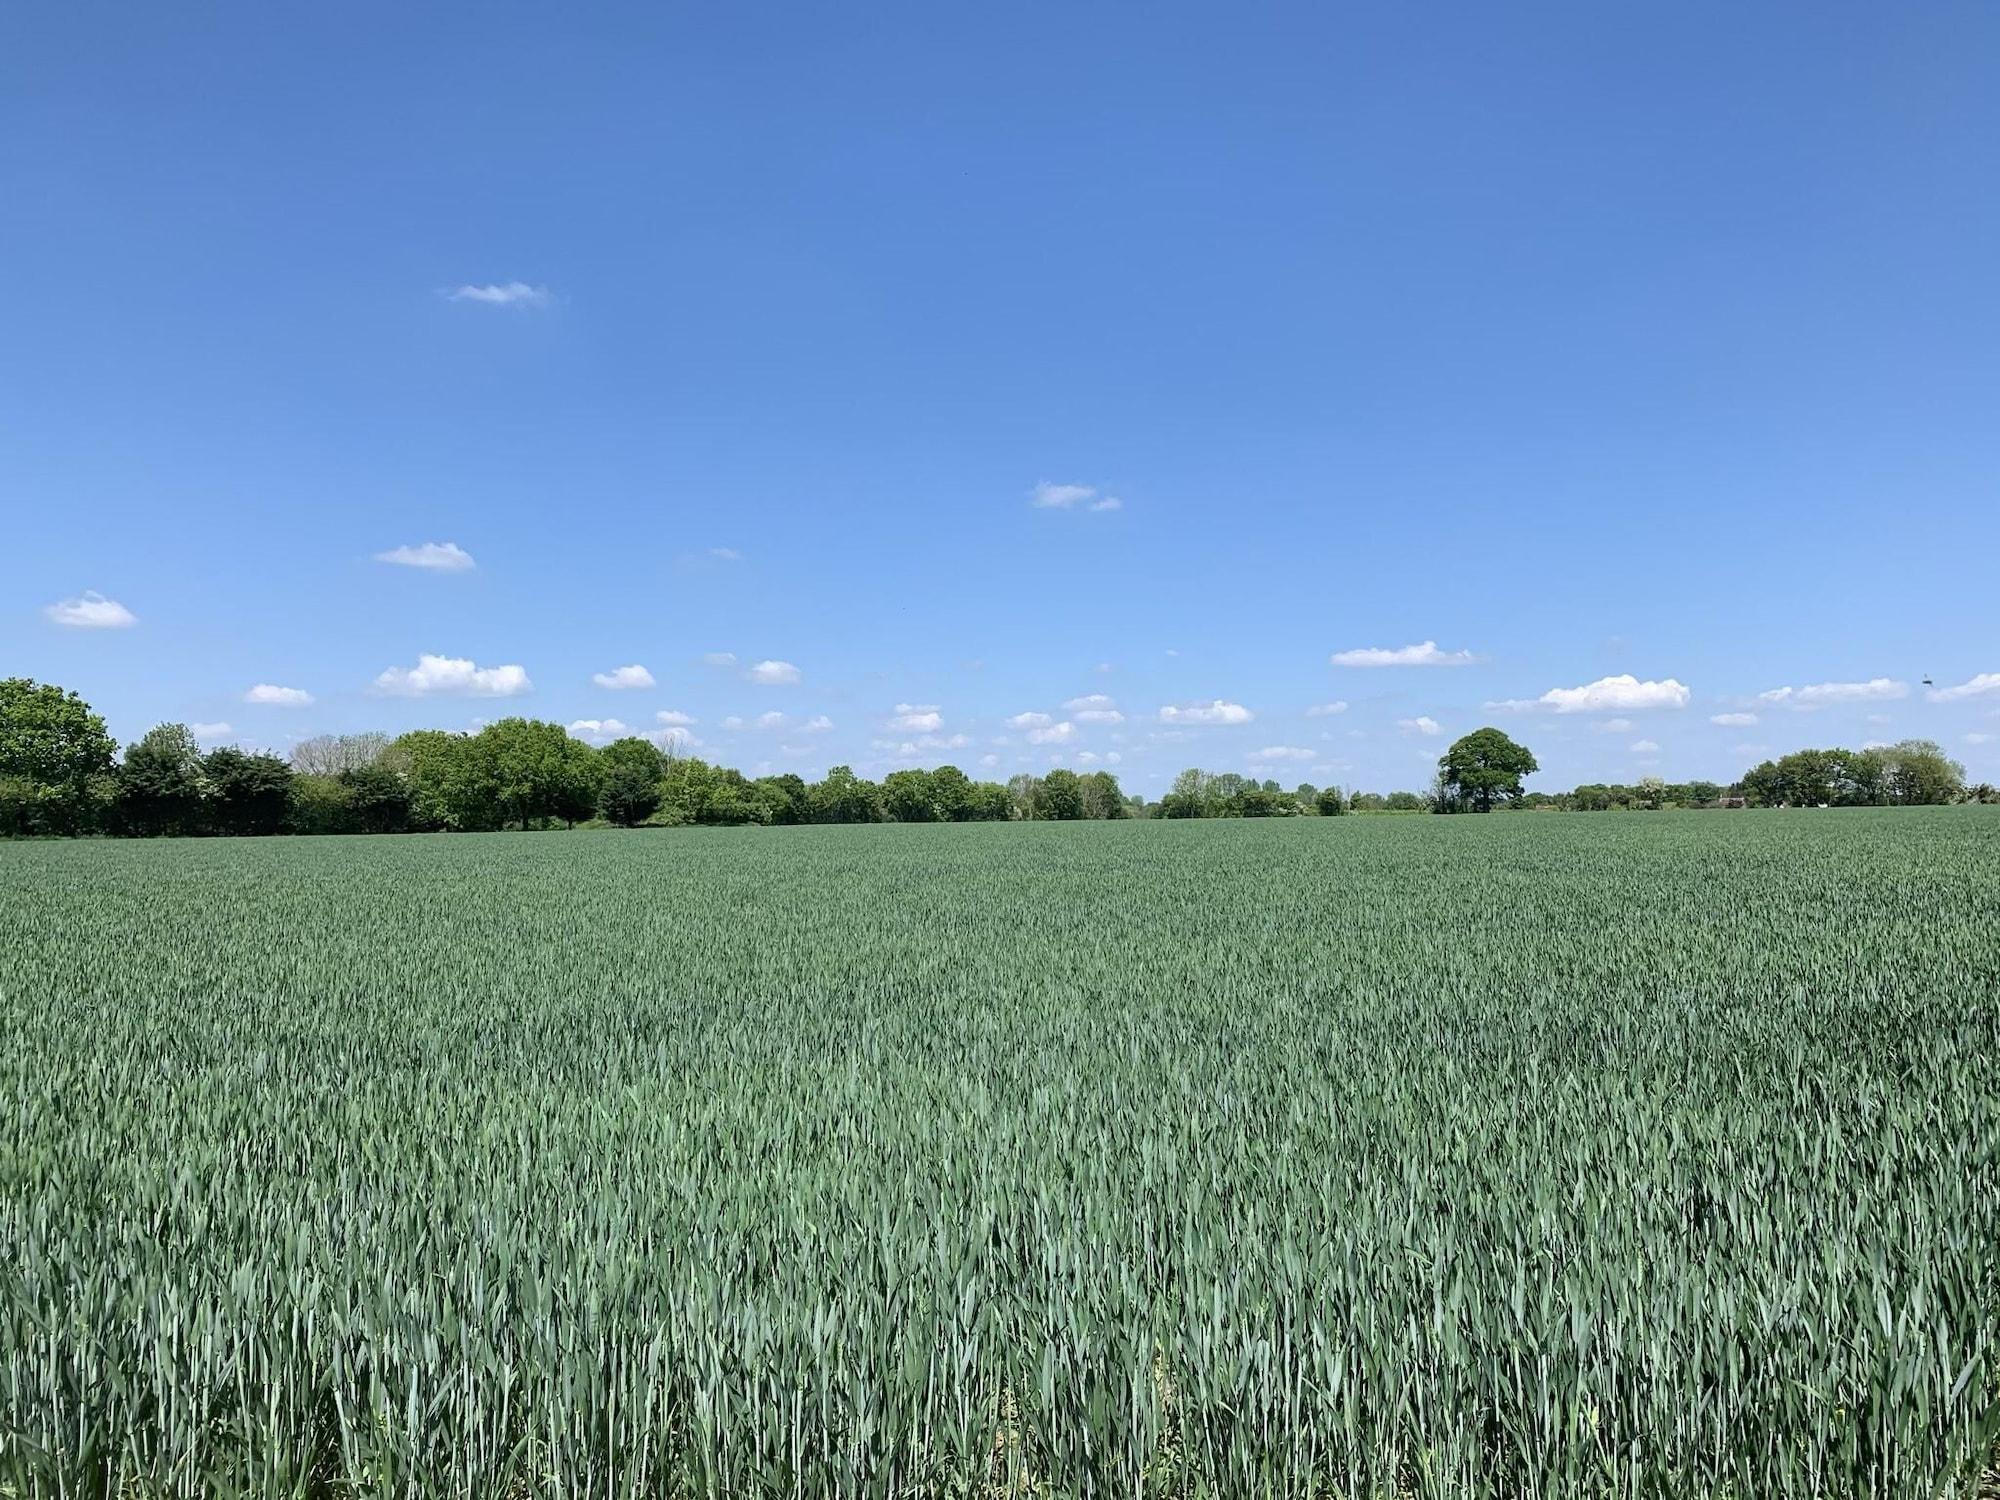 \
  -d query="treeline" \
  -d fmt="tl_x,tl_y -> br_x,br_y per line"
0,679 -> 1143,837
